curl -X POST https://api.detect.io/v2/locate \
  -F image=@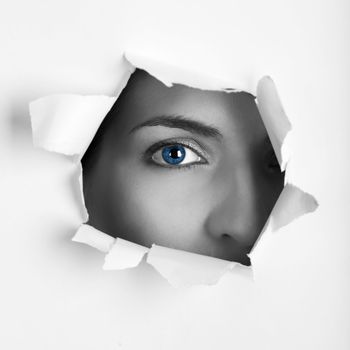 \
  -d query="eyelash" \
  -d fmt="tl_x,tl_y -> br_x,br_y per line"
143,138 -> 209,170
